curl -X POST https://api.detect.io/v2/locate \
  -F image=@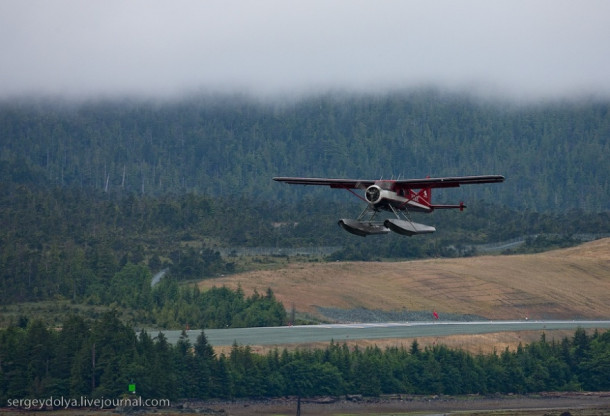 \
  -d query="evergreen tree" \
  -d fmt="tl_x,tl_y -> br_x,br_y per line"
192,331 -> 215,398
